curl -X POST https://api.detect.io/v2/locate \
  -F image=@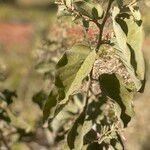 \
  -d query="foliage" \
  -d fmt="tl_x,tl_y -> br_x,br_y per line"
0,88 -> 49,150
43,0 -> 145,149
0,89 -> 17,122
